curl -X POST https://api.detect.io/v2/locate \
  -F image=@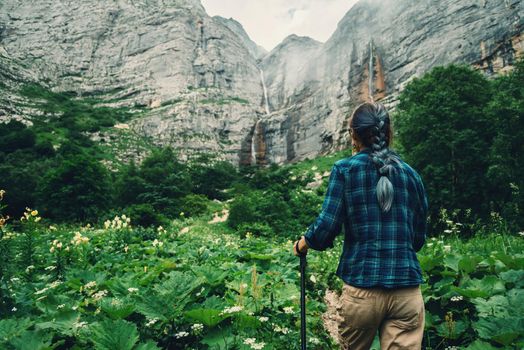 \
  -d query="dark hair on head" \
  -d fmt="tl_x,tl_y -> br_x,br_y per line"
350,102 -> 399,212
